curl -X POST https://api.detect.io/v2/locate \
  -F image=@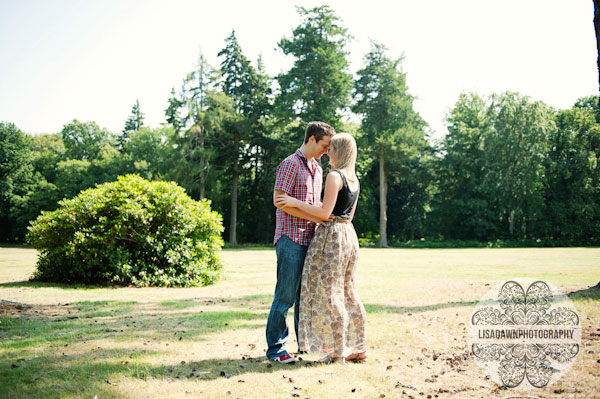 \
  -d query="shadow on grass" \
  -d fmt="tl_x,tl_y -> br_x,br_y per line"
146,355 -> 324,381
0,347 -> 160,399
0,280 -> 109,290
364,282 -> 600,315
0,345 -> 318,399
0,295 -> 270,355
568,282 -> 600,301
364,300 -> 479,315
156,294 -> 273,311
